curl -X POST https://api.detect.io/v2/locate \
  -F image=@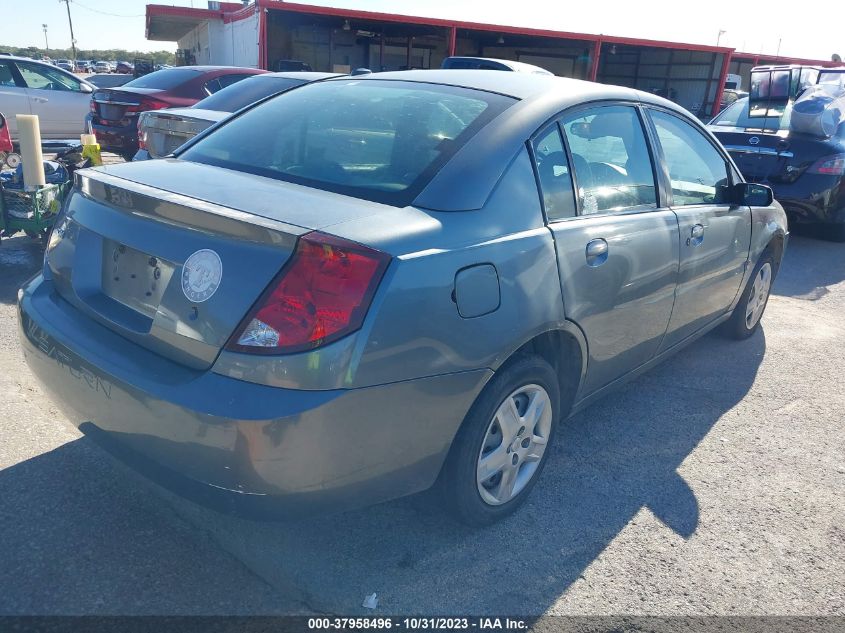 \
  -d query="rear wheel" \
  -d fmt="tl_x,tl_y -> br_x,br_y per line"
721,252 -> 775,340
438,355 -> 560,526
